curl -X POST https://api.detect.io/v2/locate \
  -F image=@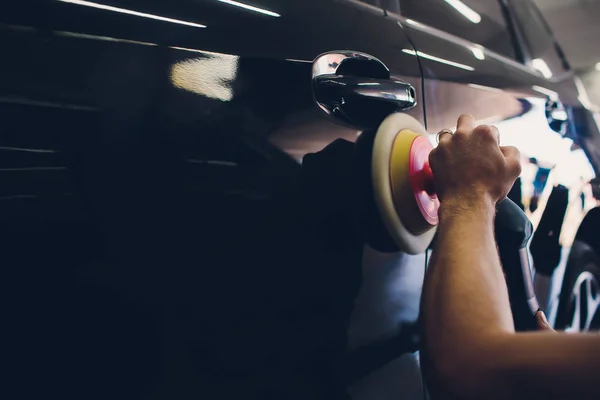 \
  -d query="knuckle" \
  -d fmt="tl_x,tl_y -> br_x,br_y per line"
507,154 -> 522,176
510,146 -> 521,158
514,160 -> 523,175
504,145 -> 521,160
474,125 -> 497,141
453,129 -> 469,139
